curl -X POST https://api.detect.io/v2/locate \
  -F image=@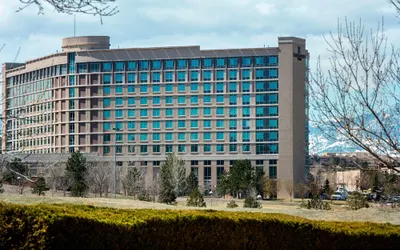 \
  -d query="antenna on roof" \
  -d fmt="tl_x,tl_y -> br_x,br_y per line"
73,15 -> 76,37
